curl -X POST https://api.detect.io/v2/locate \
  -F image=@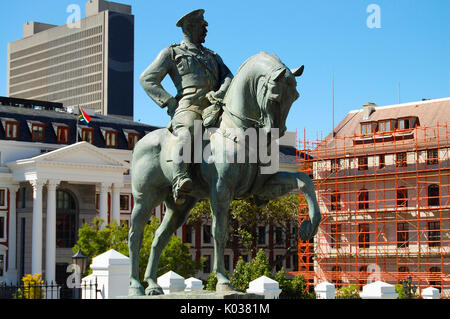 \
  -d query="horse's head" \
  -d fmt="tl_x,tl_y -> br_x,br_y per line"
222,52 -> 304,138
257,61 -> 304,137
